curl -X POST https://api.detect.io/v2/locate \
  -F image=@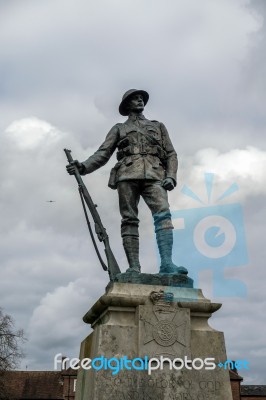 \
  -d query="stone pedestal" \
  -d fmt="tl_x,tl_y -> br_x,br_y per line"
75,283 -> 233,400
